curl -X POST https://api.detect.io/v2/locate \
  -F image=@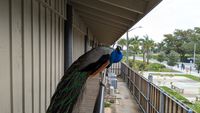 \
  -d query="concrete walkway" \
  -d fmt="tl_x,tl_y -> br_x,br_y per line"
106,79 -> 141,113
